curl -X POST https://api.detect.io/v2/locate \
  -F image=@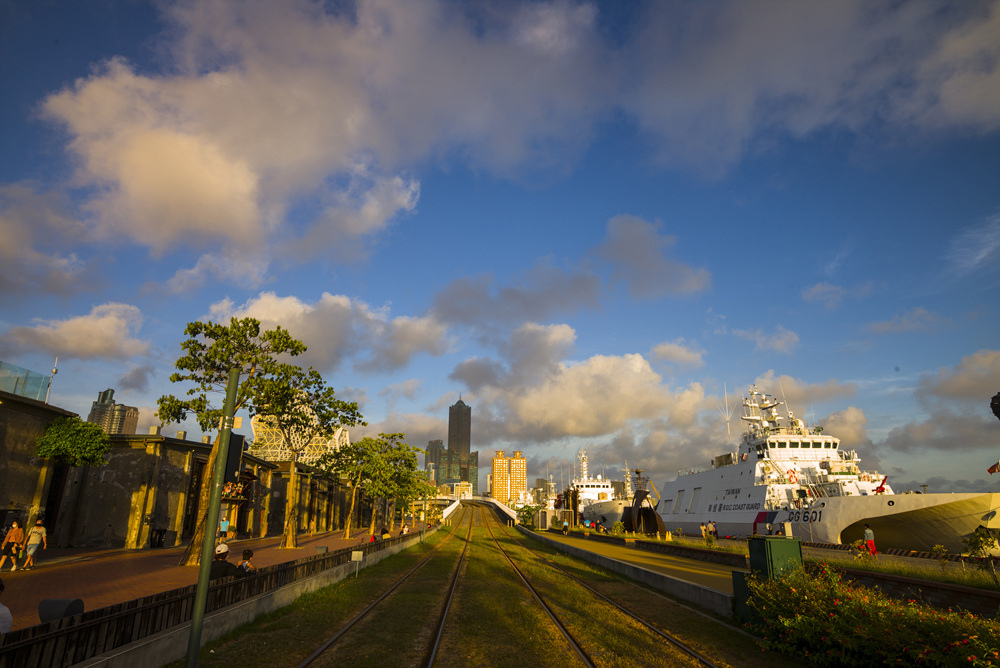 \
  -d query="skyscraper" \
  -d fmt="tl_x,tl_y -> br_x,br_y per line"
448,397 -> 478,494
490,450 -> 526,505
87,388 -> 139,435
